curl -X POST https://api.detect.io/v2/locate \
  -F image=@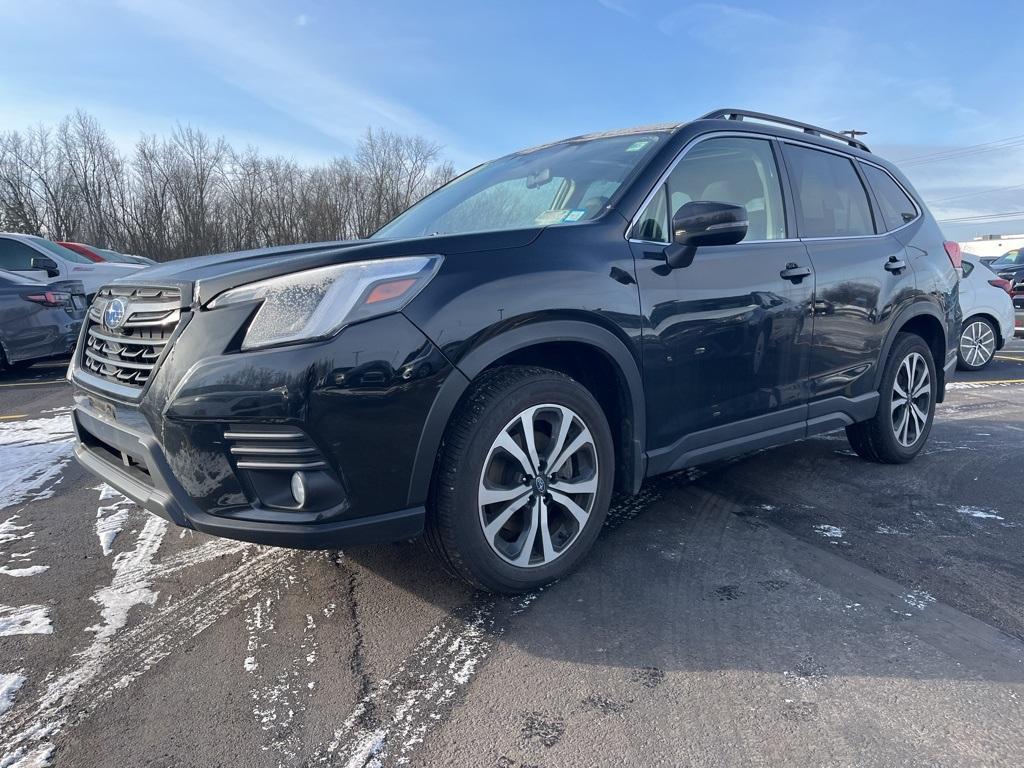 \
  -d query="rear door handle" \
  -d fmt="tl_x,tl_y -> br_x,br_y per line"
780,263 -> 811,283
884,257 -> 907,273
